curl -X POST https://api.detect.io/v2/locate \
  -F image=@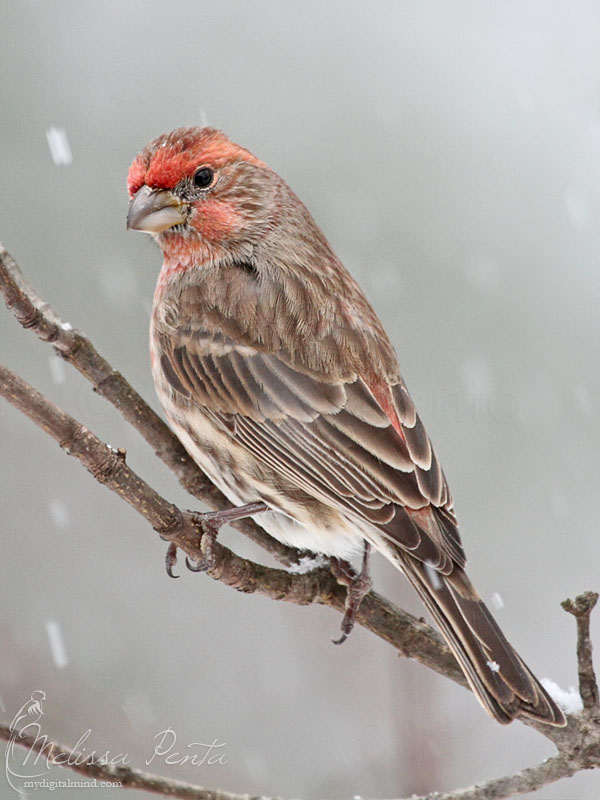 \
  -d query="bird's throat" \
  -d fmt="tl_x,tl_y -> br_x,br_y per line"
153,231 -> 227,295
